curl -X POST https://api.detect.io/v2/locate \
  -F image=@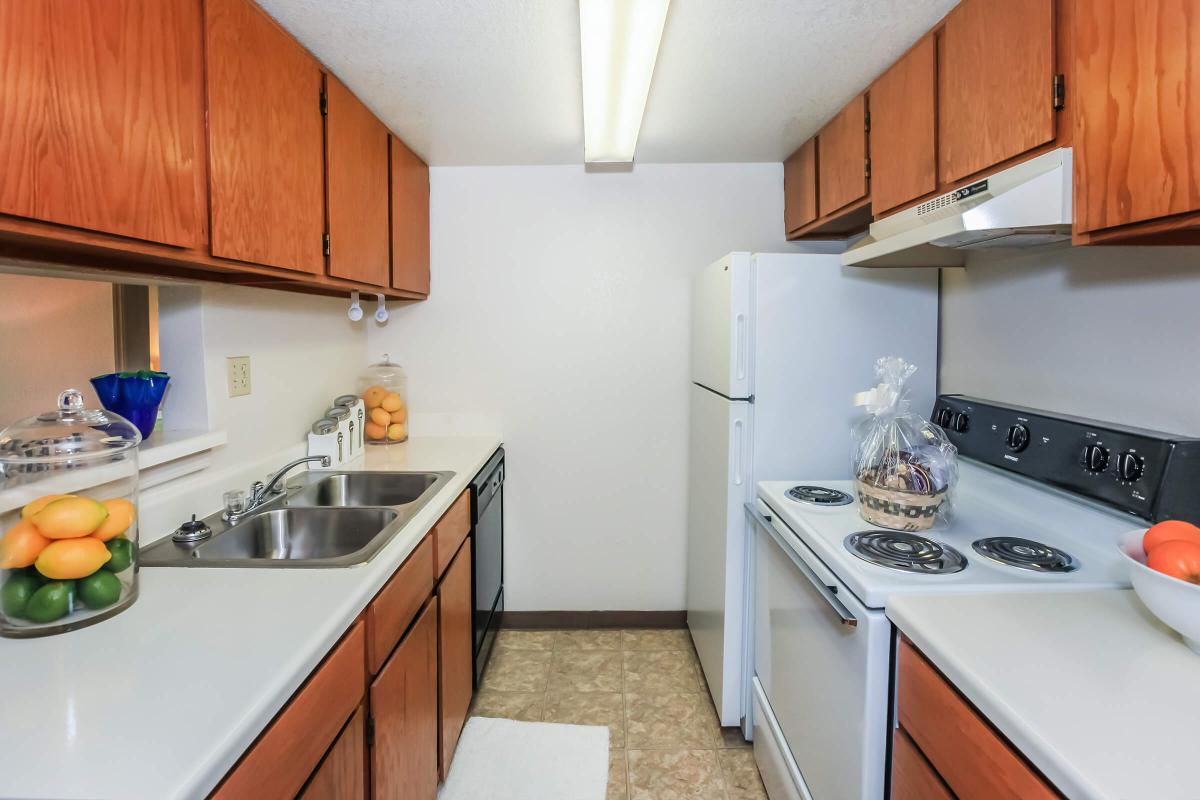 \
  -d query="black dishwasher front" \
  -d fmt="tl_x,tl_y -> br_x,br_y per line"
471,448 -> 504,686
